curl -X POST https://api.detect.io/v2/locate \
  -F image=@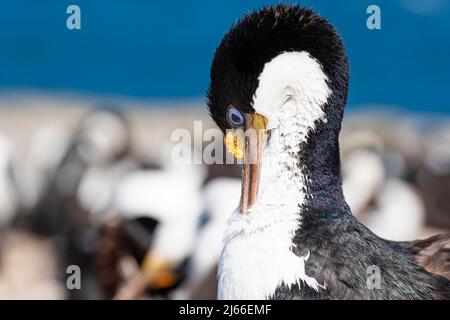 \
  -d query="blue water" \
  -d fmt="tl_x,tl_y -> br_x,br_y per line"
0,0 -> 449,112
